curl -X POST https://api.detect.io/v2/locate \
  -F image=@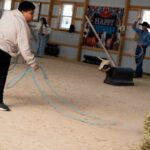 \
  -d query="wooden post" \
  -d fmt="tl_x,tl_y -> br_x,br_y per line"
11,0 -> 15,10
116,0 -> 130,66
72,4 -> 77,25
57,1 -> 62,29
77,0 -> 89,61
0,0 -> 4,18
47,0 -> 53,25
46,0 -> 53,44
